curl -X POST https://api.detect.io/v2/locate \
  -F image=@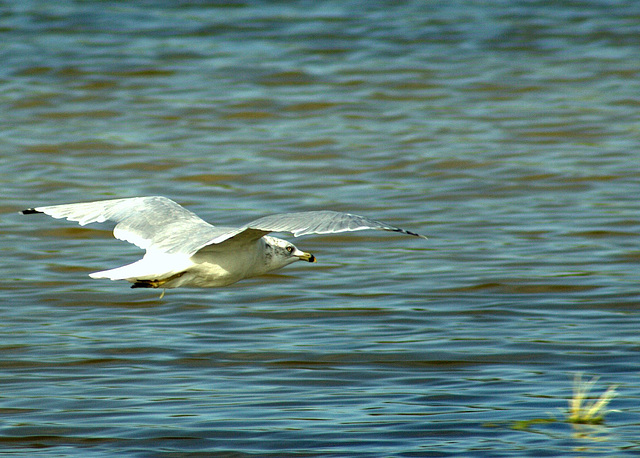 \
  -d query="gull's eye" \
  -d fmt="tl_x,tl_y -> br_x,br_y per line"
286,246 -> 294,253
